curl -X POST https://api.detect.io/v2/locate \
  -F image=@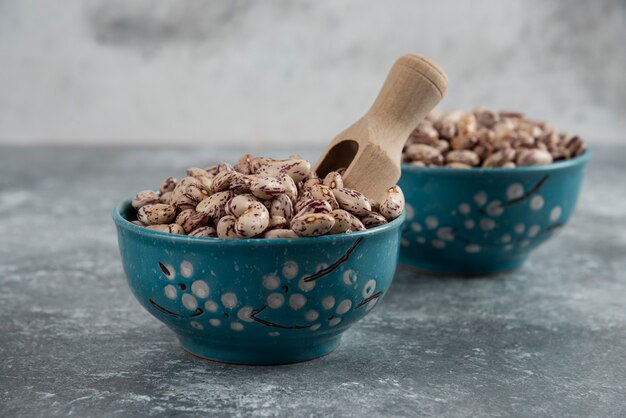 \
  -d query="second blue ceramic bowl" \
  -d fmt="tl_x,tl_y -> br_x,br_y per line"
113,199 -> 405,365
398,152 -> 590,274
